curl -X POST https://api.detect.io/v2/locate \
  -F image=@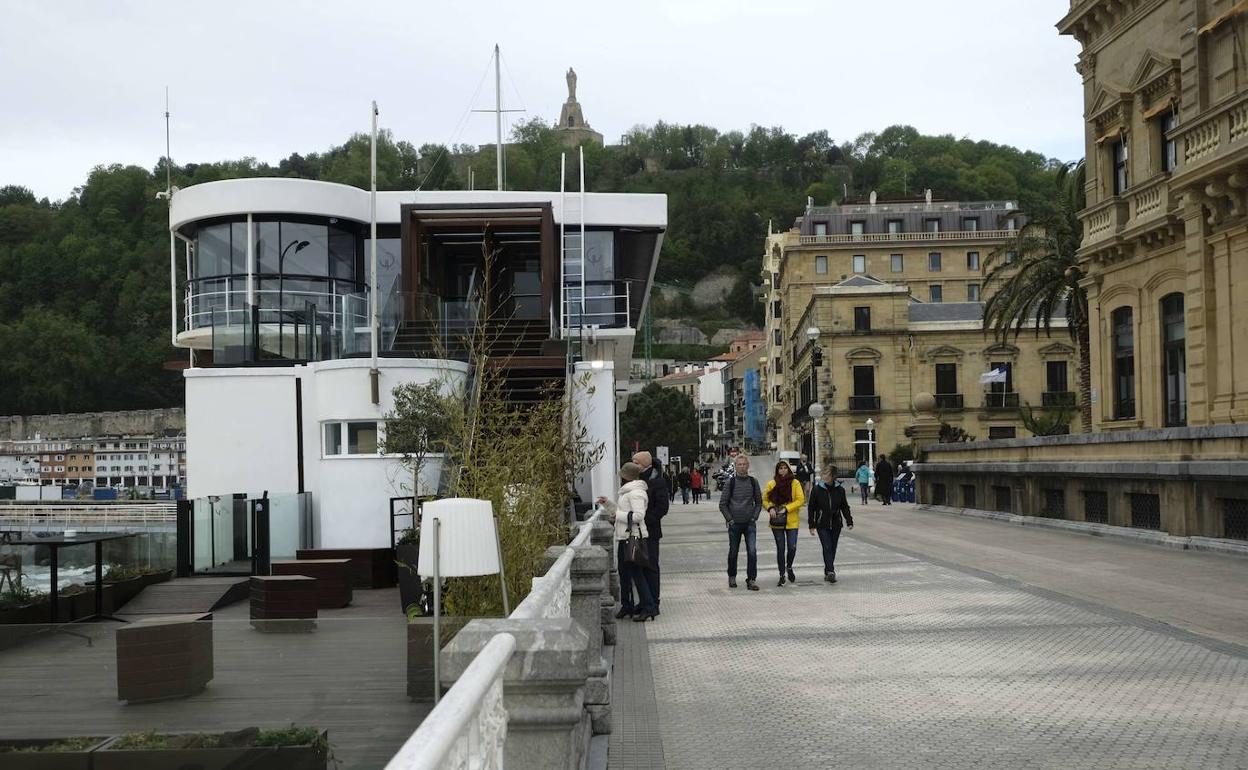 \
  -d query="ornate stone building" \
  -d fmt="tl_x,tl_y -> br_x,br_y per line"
761,195 -> 1083,464
1059,0 -> 1248,427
